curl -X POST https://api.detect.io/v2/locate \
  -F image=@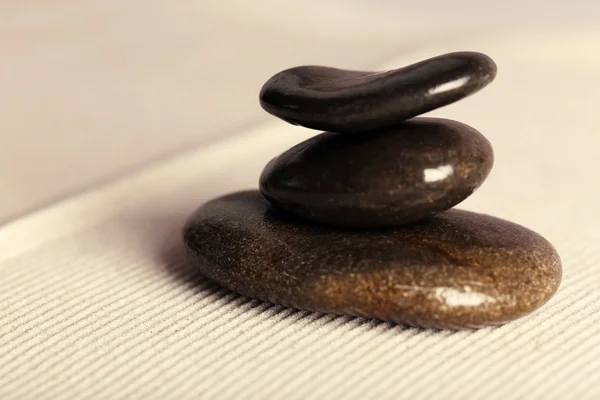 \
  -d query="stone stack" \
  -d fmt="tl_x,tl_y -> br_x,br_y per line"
184,52 -> 561,329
